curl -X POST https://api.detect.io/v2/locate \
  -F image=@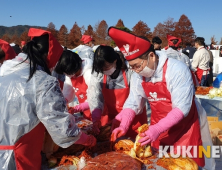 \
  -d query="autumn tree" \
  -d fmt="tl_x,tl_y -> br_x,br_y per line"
84,25 -> 95,37
47,22 -> 58,40
10,34 -> 20,44
94,20 -> 109,45
132,20 -> 152,40
20,31 -> 30,43
152,22 -> 167,47
163,17 -> 176,36
211,35 -> 218,45
58,25 -> 68,47
68,22 -> 82,48
1,34 -> 11,43
174,14 -> 196,46
115,19 -> 124,28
